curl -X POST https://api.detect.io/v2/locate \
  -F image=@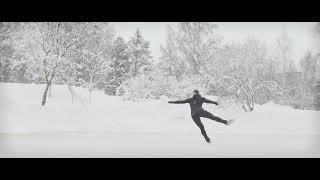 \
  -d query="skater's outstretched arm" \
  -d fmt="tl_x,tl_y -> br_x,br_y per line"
202,97 -> 218,105
168,98 -> 191,104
